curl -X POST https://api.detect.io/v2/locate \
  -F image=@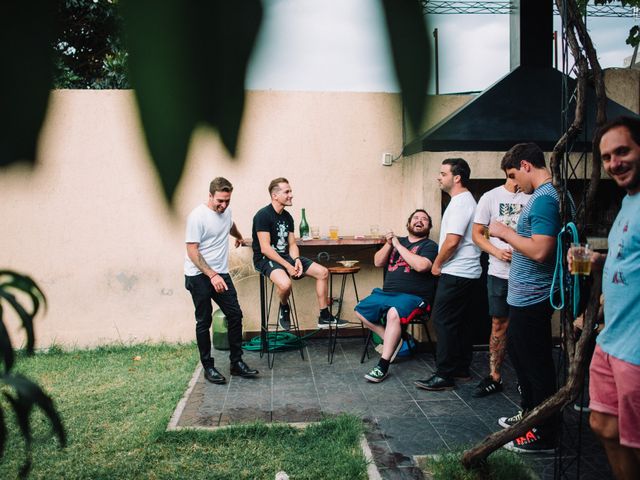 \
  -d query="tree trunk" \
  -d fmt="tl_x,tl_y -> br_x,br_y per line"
462,0 -> 609,469
462,275 -> 602,469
